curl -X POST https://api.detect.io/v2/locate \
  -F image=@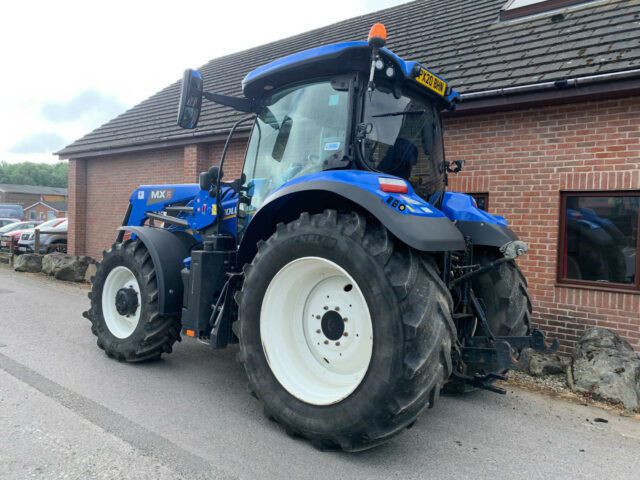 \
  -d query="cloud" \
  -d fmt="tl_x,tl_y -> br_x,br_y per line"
40,89 -> 127,125
9,132 -> 68,154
